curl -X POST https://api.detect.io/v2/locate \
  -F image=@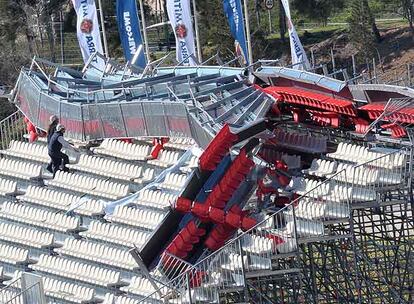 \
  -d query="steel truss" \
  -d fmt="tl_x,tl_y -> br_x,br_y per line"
216,130 -> 413,304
